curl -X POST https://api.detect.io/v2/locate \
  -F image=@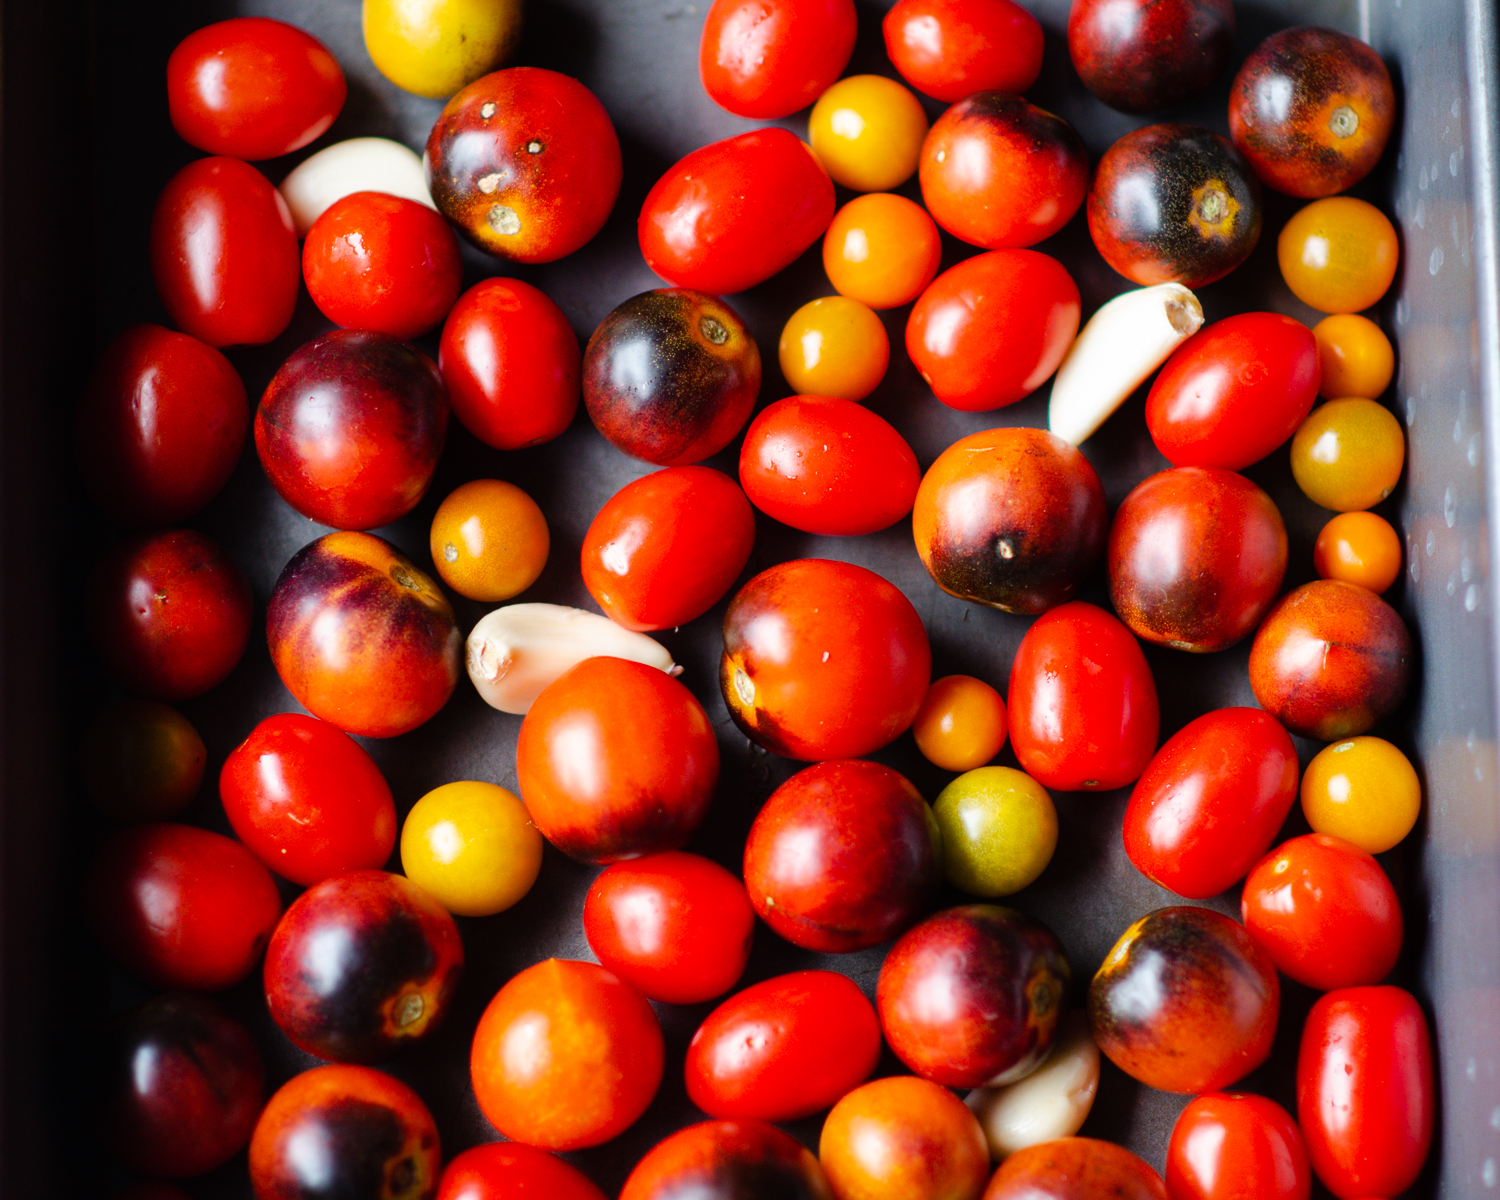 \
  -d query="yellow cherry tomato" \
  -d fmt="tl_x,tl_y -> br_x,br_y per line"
1314,511 -> 1403,593
913,674 -> 1008,771
1277,196 -> 1399,313
778,296 -> 890,401
1313,313 -> 1395,399
932,766 -> 1057,897
401,781 -> 543,916
823,193 -> 943,310
808,74 -> 929,192
363,0 -> 523,99
429,478 -> 549,602
1301,737 -> 1421,853
1290,397 -> 1405,511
